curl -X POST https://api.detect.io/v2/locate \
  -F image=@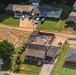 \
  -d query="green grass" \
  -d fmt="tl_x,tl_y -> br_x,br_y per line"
38,19 -> 65,31
51,43 -> 76,75
0,13 -> 19,26
38,5 -> 72,31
